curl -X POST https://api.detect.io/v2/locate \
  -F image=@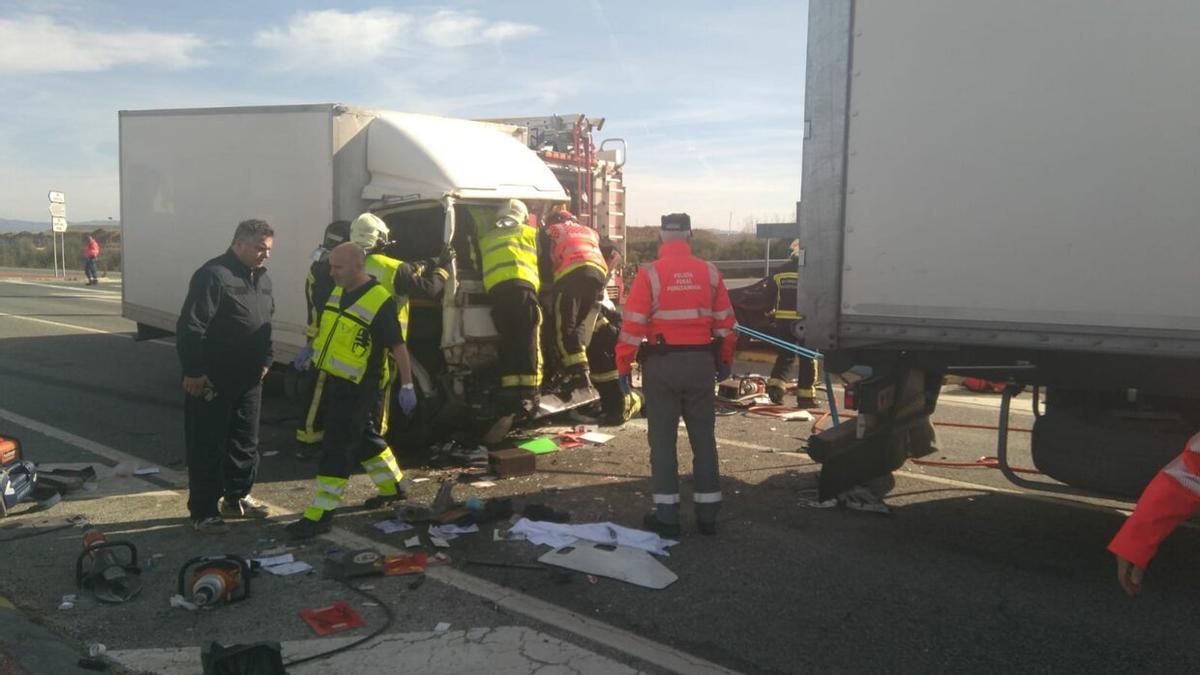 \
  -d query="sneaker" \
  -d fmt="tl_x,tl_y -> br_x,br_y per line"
220,495 -> 271,519
641,512 -> 681,538
192,516 -> 229,534
697,520 -> 717,536
285,513 -> 332,539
